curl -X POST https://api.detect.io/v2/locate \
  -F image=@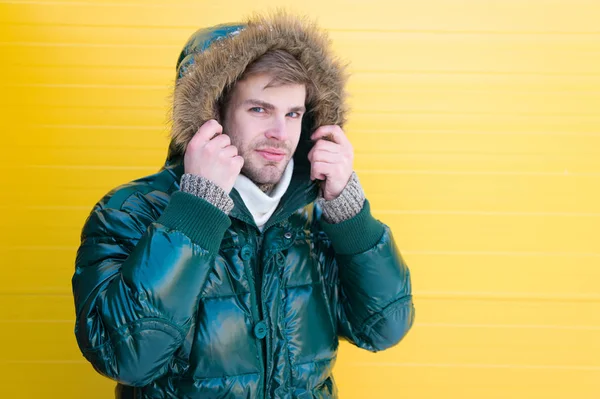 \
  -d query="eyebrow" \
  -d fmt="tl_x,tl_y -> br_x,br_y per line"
243,99 -> 306,113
